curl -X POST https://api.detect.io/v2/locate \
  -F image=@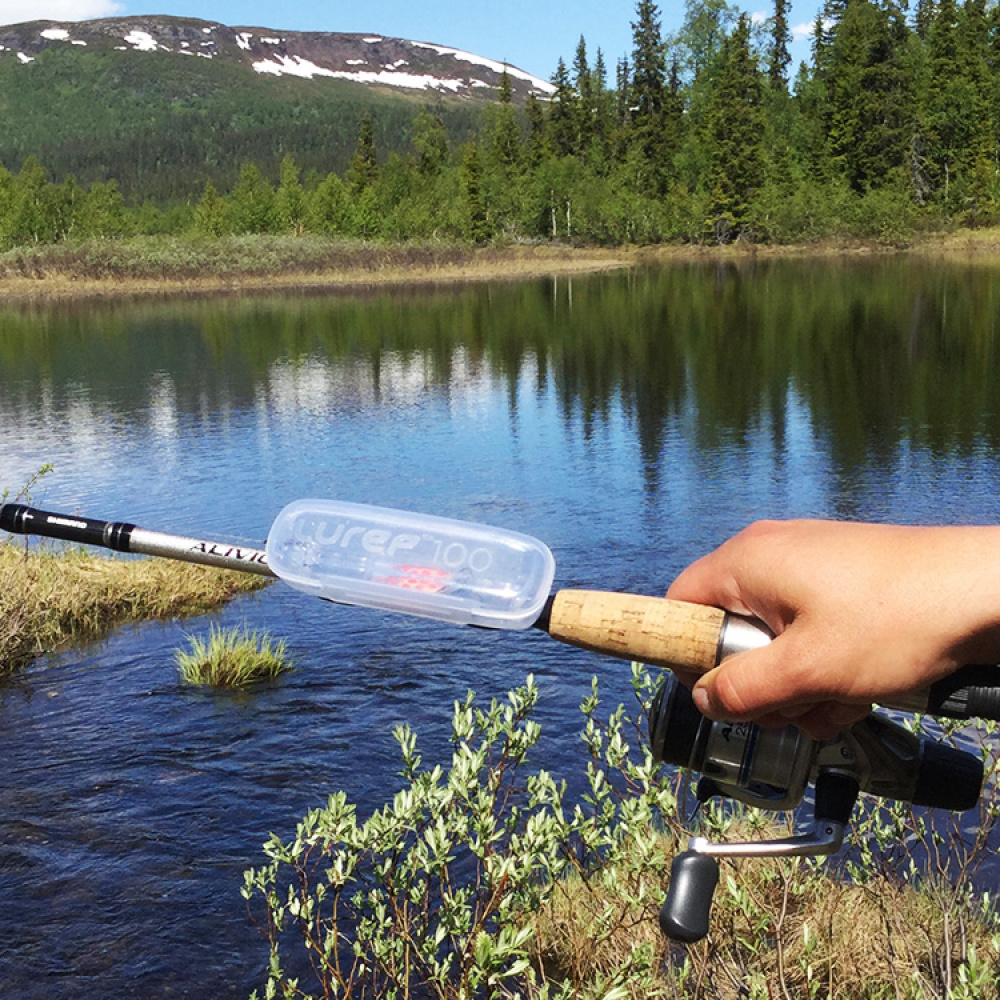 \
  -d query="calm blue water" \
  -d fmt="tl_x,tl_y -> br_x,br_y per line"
2,259 -> 1000,996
